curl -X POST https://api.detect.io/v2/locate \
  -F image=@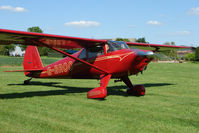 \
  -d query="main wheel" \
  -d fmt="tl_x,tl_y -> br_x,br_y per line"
127,85 -> 145,96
